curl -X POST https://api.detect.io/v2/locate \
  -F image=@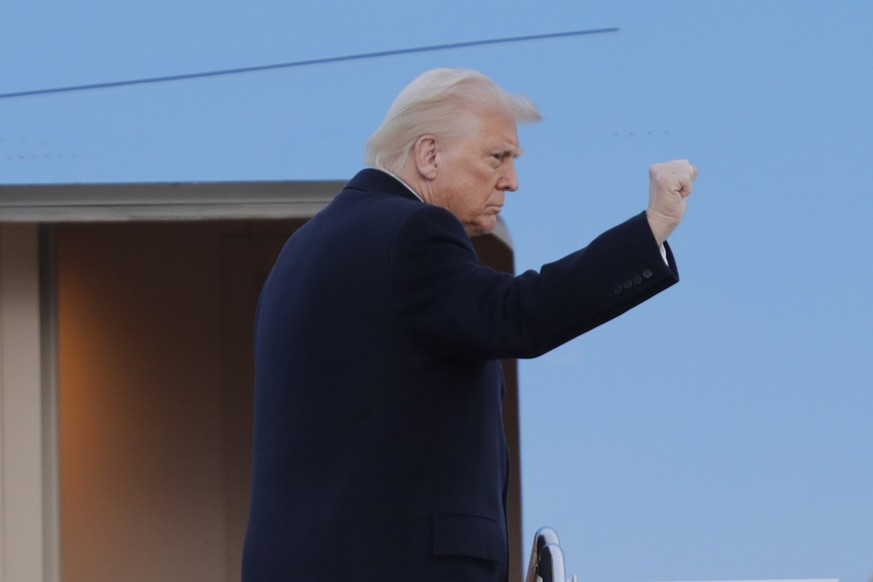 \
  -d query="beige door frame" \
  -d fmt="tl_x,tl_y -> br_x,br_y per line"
0,224 -> 59,582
